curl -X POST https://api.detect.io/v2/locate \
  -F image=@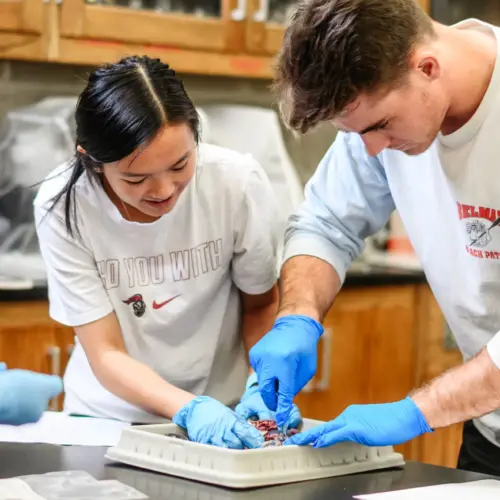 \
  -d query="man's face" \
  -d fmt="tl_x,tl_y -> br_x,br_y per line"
333,61 -> 448,157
